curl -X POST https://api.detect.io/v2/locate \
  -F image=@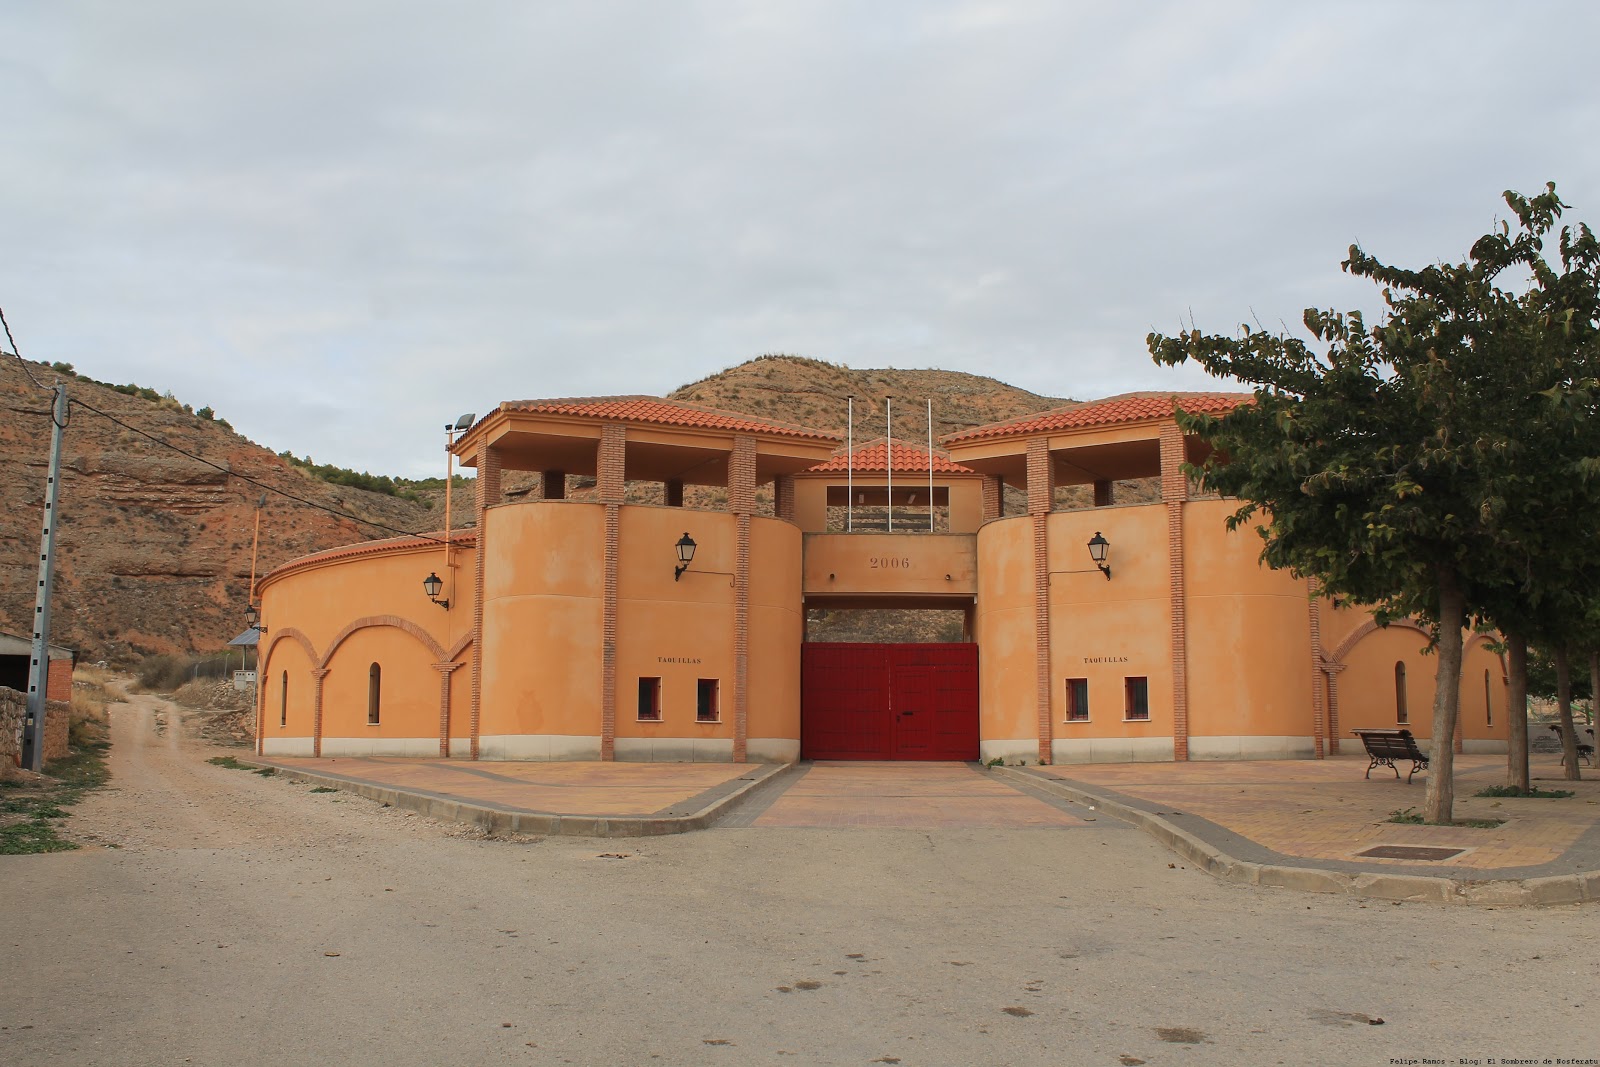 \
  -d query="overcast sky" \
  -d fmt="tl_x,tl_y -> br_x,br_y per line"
4,1 -> 1598,478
